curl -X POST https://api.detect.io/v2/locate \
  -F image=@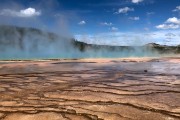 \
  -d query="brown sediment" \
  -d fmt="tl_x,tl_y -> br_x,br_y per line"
0,57 -> 180,120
